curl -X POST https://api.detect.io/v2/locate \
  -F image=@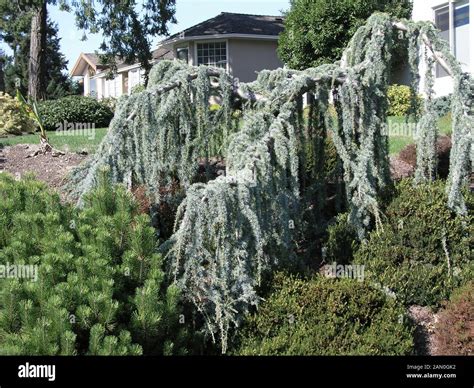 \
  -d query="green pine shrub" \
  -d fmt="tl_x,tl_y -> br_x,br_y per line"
354,179 -> 473,307
37,95 -> 113,131
234,273 -> 414,355
0,92 -> 36,136
387,84 -> 423,116
0,171 -> 187,355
